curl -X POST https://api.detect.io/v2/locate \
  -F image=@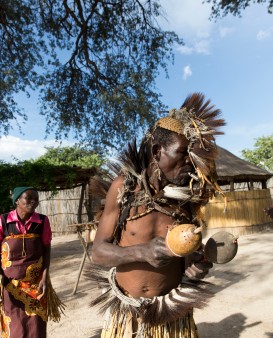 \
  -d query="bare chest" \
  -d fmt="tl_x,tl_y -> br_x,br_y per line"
119,204 -> 192,246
